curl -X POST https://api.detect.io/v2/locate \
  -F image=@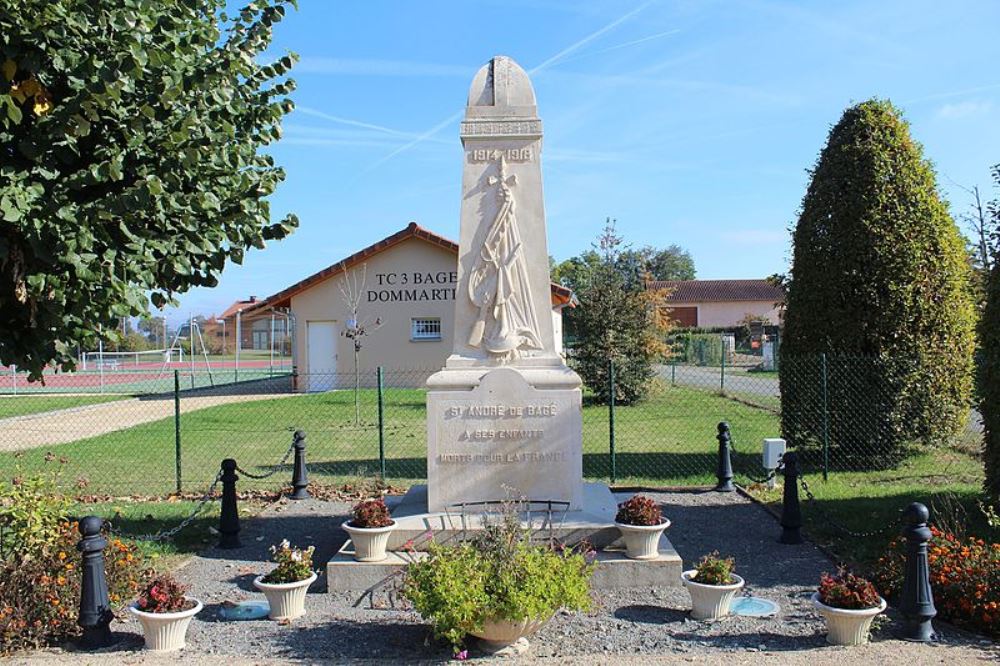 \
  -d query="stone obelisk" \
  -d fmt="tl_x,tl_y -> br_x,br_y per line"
425,56 -> 583,512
